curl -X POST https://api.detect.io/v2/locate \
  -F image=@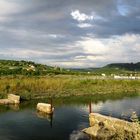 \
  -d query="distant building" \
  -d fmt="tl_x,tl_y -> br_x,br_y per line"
101,73 -> 106,77
27,65 -> 36,71
114,75 -> 140,80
